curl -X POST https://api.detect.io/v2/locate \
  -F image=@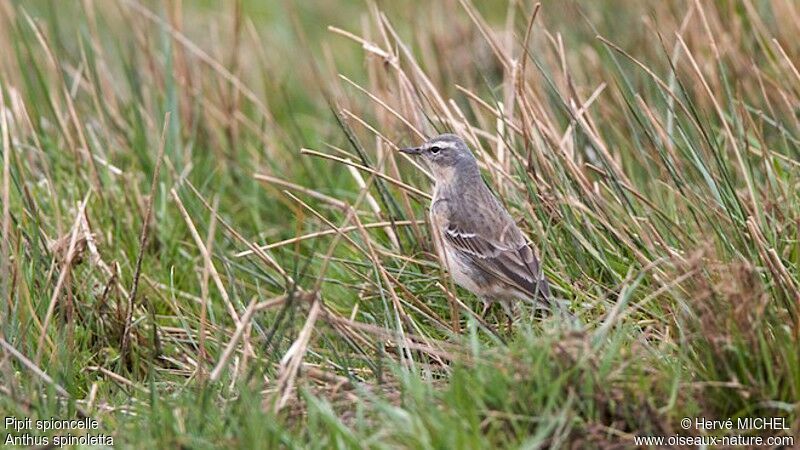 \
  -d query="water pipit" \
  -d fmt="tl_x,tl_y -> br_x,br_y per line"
401,134 -> 553,318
